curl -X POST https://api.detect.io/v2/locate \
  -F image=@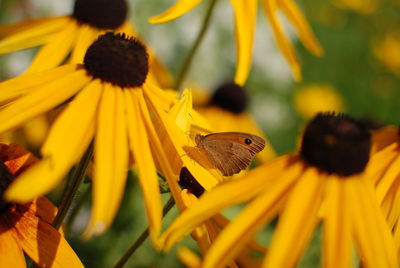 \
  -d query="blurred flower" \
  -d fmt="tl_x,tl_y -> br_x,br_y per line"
373,32 -> 400,76
331,0 -> 378,14
149,0 -> 323,84
0,32 -> 218,242
0,143 -> 83,267
368,126 -> 400,261
0,0 -> 171,87
195,82 -> 276,164
158,113 -> 397,268
294,83 -> 344,119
